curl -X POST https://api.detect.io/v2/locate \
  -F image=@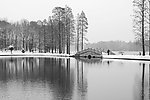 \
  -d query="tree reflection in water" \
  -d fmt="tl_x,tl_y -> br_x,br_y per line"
142,63 -> 145,100
76,60 -> 86,100
138,63 -> 149,100
141,63 -> 150,100
149,64 -> 150,100
0,57 -> 75,100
